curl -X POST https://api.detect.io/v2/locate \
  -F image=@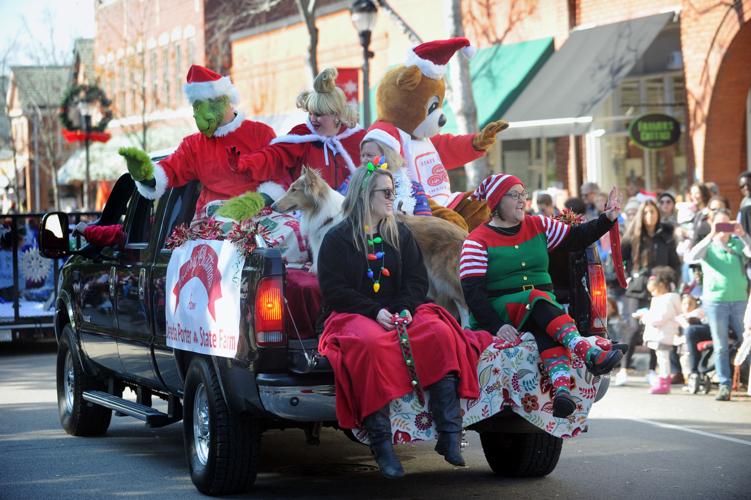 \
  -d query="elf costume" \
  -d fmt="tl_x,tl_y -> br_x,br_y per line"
232,68 -> 365,192
119,65 -> 287,218
460,174 -> 623,418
